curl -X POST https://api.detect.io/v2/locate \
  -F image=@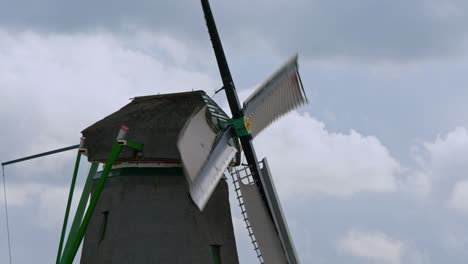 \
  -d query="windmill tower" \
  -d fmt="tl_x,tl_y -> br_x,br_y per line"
0,1 -> 307,263
77,91 -> 240,263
